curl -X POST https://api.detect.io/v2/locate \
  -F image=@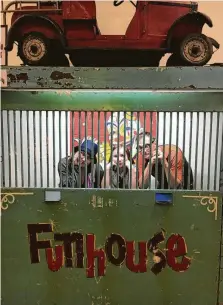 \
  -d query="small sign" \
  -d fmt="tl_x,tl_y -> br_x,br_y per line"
1,25 -> 7,66
1,69 -> 7,87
